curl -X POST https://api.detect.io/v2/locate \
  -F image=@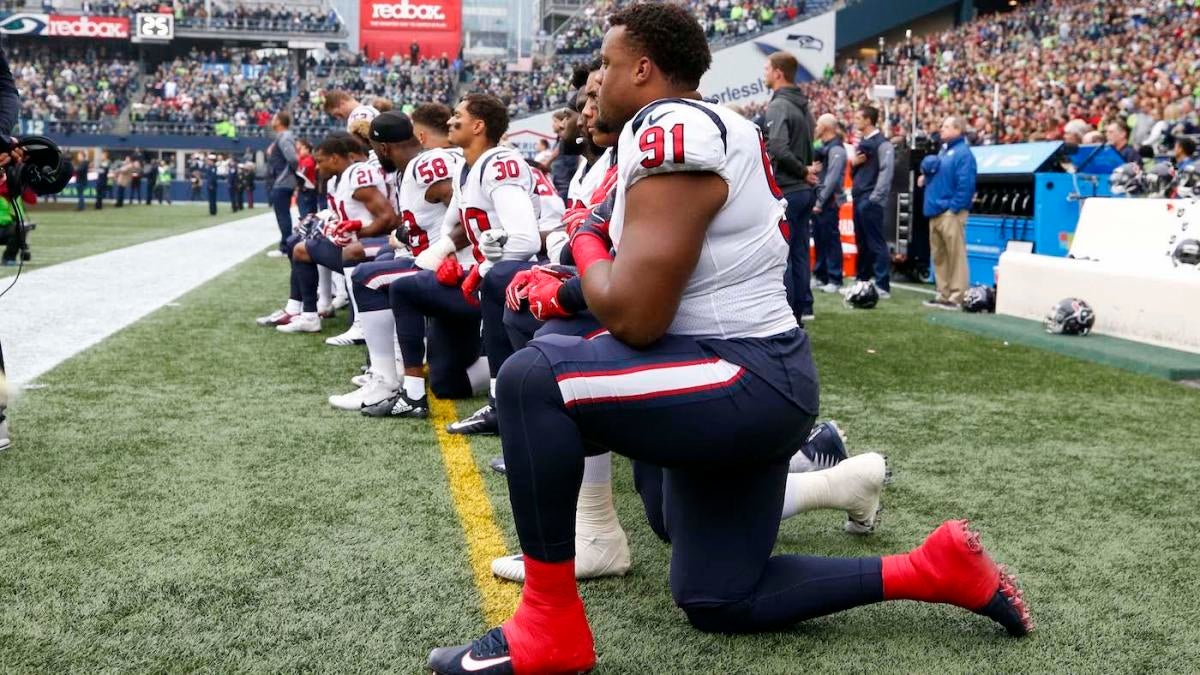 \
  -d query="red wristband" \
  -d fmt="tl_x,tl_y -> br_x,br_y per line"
571,232 -> 613,276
